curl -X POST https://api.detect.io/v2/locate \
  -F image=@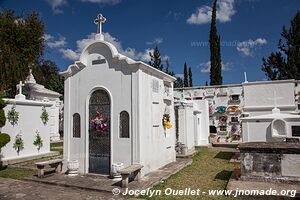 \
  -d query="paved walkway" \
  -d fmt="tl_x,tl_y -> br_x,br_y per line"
25,158 -> 192,193
0,177 -> 122,200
